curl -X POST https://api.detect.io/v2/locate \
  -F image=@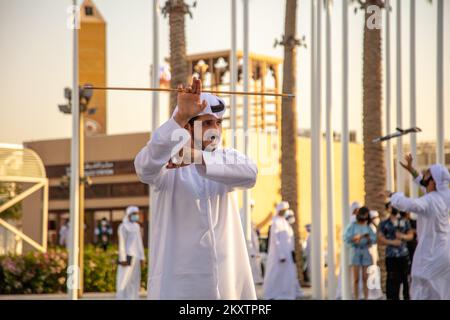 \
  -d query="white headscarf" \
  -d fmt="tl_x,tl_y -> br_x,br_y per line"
171,93 -> 226,120
350,201 -> 361,214
122,206 -> 140,232
275,201 -> 289,215
349,201 -> 361,223
369,210 -> 379,219
429,164 -> 450,206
